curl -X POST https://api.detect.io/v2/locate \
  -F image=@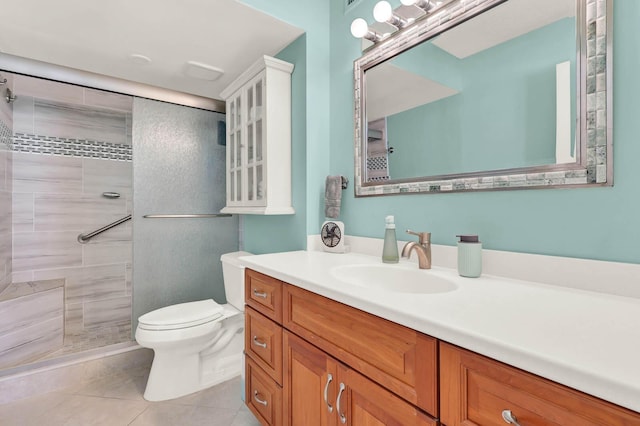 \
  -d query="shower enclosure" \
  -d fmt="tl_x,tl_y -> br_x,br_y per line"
0,70 -> 237,375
